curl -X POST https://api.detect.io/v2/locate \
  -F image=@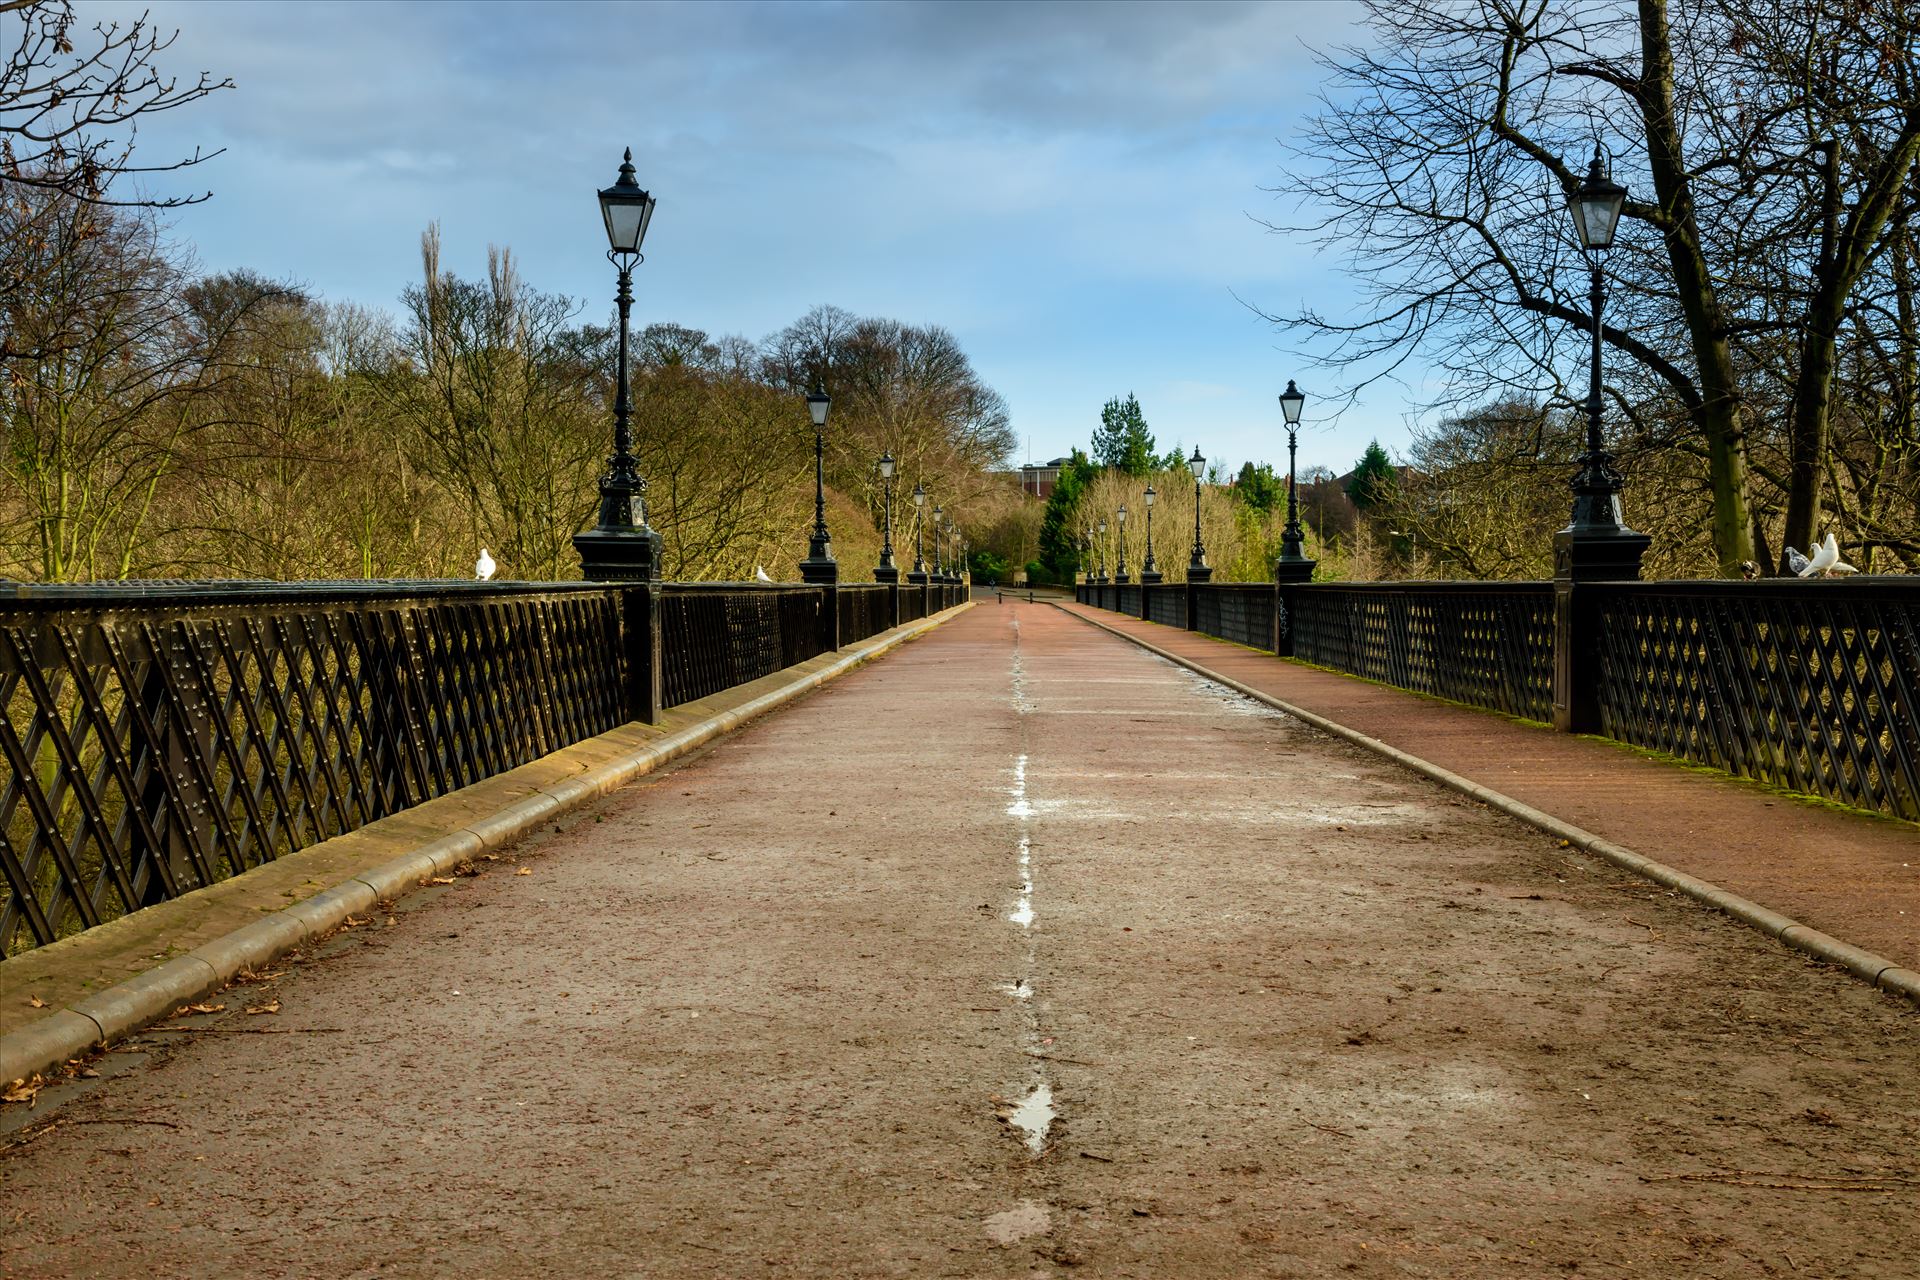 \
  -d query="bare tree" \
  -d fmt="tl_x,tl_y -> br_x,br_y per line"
1268,0 -> 1919,576
2,1 -> 231,364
